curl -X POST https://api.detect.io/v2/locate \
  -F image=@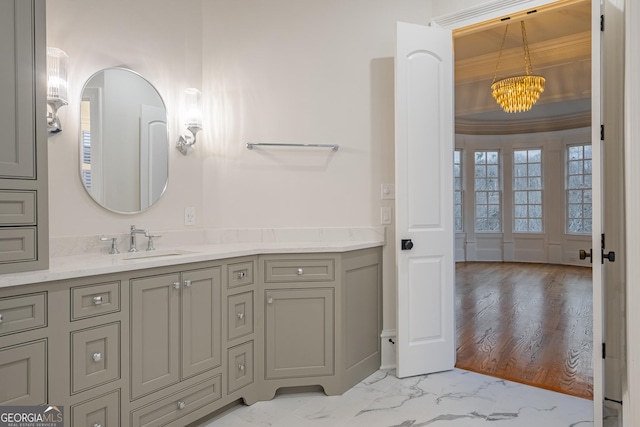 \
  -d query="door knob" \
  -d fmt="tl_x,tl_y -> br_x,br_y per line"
579,249 -> 592,263
603,251 -> 616,263
401,239 -> 414,250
